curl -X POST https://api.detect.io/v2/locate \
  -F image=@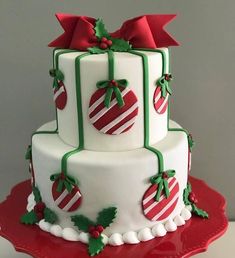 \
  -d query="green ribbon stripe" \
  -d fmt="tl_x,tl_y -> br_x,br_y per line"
61,52 -> 91,175
108,50 -> 115,80
129,50 -> 165,172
